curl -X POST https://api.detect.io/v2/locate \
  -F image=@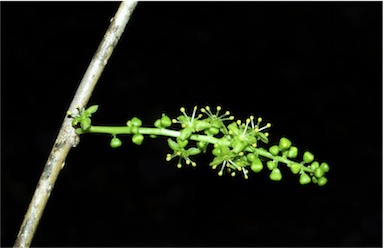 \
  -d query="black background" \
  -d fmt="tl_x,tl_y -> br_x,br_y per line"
2,1 -> 382,247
